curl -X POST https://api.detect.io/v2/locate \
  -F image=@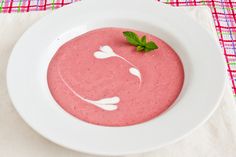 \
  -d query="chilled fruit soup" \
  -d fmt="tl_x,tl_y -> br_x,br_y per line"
47,27 -> 184,126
